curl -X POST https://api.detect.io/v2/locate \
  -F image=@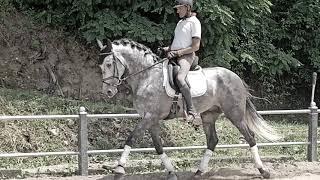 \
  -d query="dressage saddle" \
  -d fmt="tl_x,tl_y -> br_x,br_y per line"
167,56 -> 201,92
